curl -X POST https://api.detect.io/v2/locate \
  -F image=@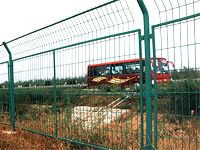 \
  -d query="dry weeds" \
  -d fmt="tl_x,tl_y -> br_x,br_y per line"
0,99 -> 200,149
